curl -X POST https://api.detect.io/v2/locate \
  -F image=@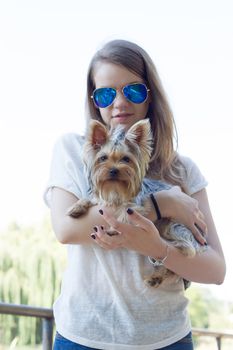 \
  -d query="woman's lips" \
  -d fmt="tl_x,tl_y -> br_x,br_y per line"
112,113 -> 133,120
